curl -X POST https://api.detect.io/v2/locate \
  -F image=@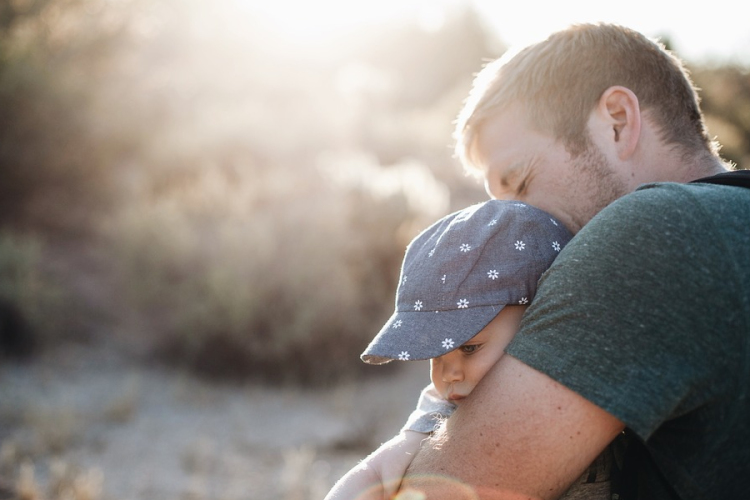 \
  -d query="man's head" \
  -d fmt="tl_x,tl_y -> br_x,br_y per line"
360,200 -> 572,365
455,23 -> 724,232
